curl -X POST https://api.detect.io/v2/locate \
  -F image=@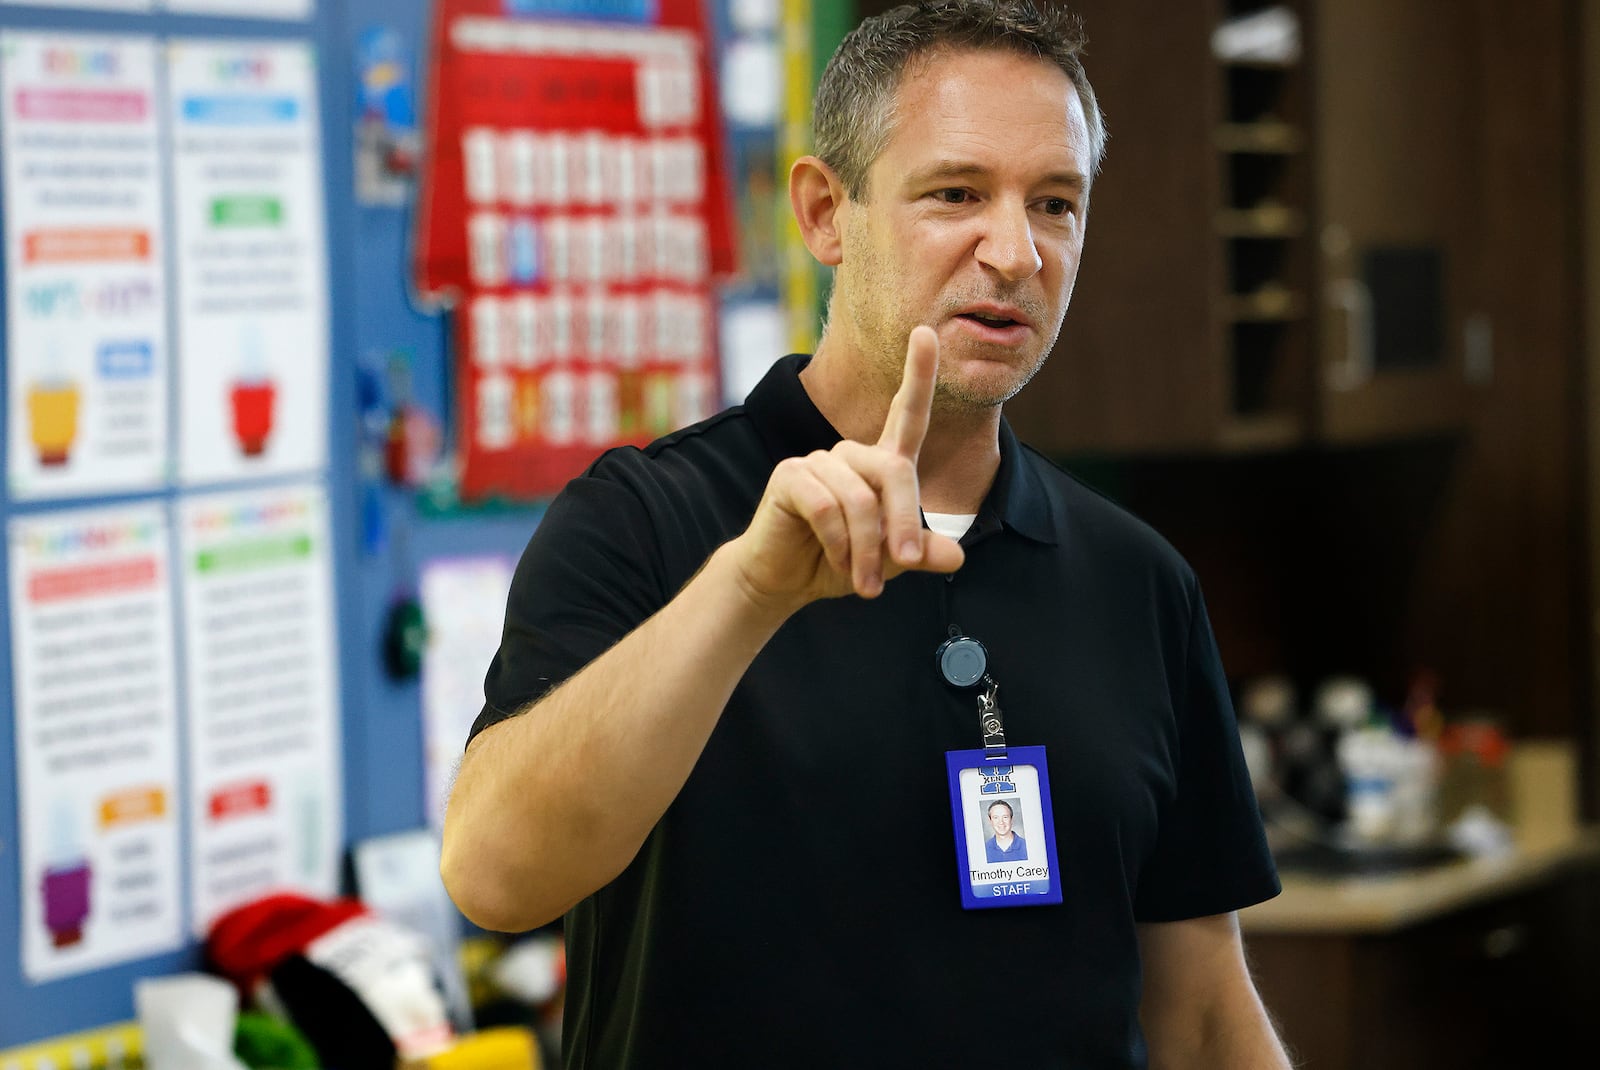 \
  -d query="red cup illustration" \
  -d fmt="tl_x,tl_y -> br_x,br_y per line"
231,380 -> 277,456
